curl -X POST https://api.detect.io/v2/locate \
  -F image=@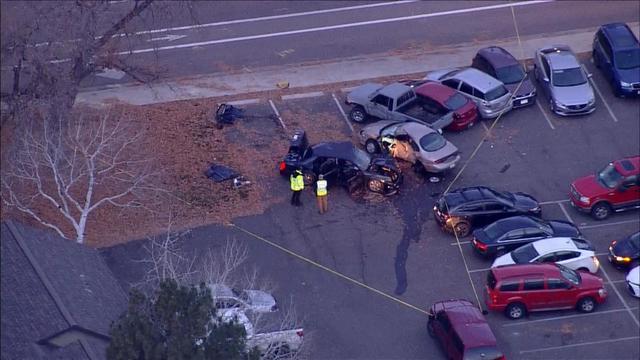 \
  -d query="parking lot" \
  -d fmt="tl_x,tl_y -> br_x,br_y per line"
103,55 -> 639,359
